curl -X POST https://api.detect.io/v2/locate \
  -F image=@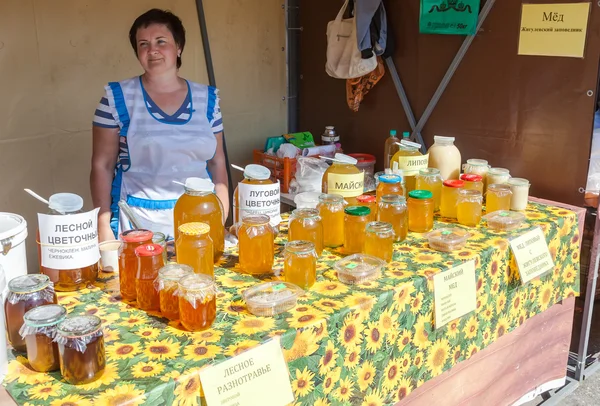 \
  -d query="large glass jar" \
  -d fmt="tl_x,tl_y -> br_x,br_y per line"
415,168 -> 442,211
119,229 -> 153,301
176,222 -> 214,277
173,177 -> 224,262
135,244 -> 164,311
344,206 -> 370,254
364,222 -> 394,263
440,180 -> 464,219
284,240 -> 318,289
486,184 -> 512,214
5,274 -> 57,352
390,139 -> 427,194
178,274 -> 217,332
322,154 -> 364,206
39,193 -> 99,291
288,209 -> 324,257
238,214 -> 275,275
317,194 -> 345,248
378,194 -> 408,242
428,136 -> 461,180
156,264 -> 194,321
233,164 -> 281,230
376,174 -> 404,202
457,190 -> 483,227
19,304 -> 66,372
56,315 -> 105,385
408,190 -> 434,233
